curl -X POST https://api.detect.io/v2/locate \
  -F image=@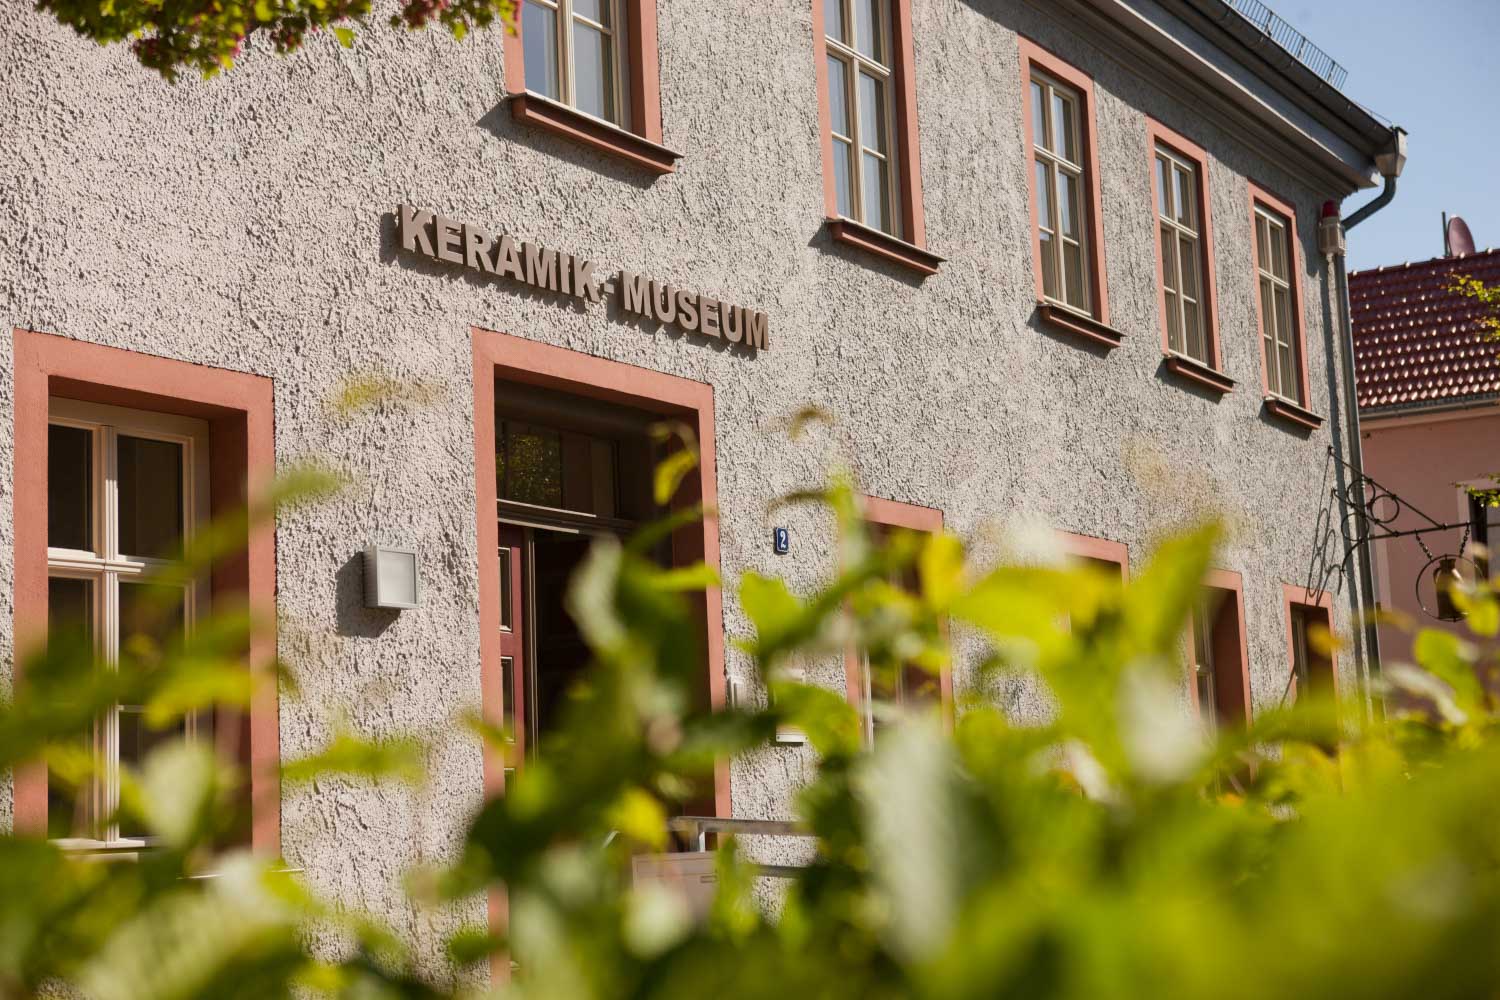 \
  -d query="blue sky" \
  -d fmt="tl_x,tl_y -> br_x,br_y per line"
1274,0 -> 1500,272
